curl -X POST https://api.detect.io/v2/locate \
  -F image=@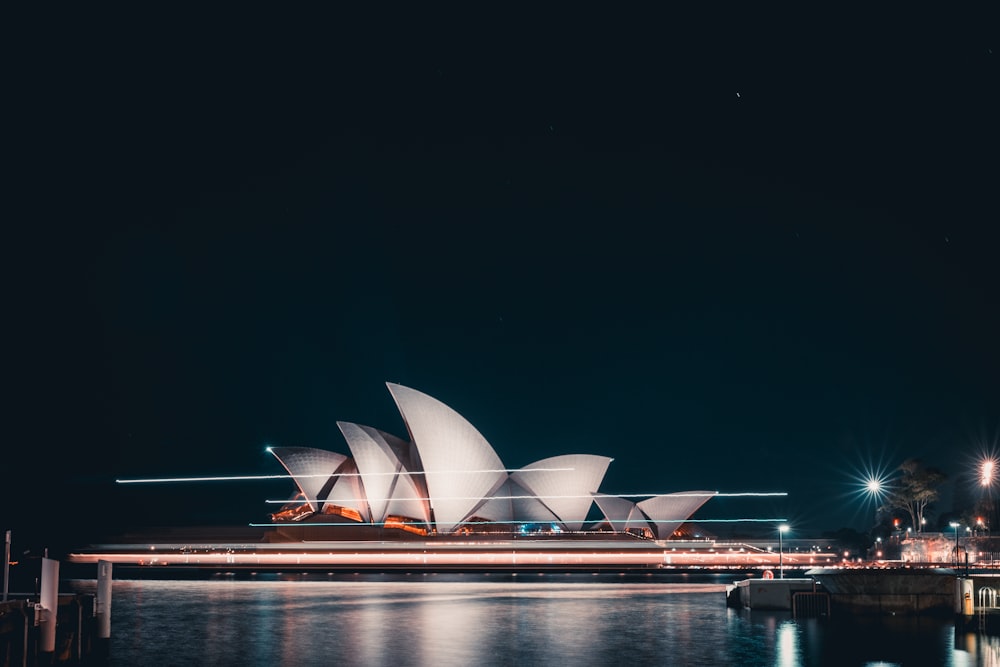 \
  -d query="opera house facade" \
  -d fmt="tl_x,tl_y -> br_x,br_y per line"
70,383 -> 831,570
265,382 -> 714,543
